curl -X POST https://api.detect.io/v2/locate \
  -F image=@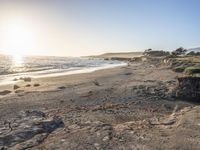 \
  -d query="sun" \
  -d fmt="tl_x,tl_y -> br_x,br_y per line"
2,16 -> 35,57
